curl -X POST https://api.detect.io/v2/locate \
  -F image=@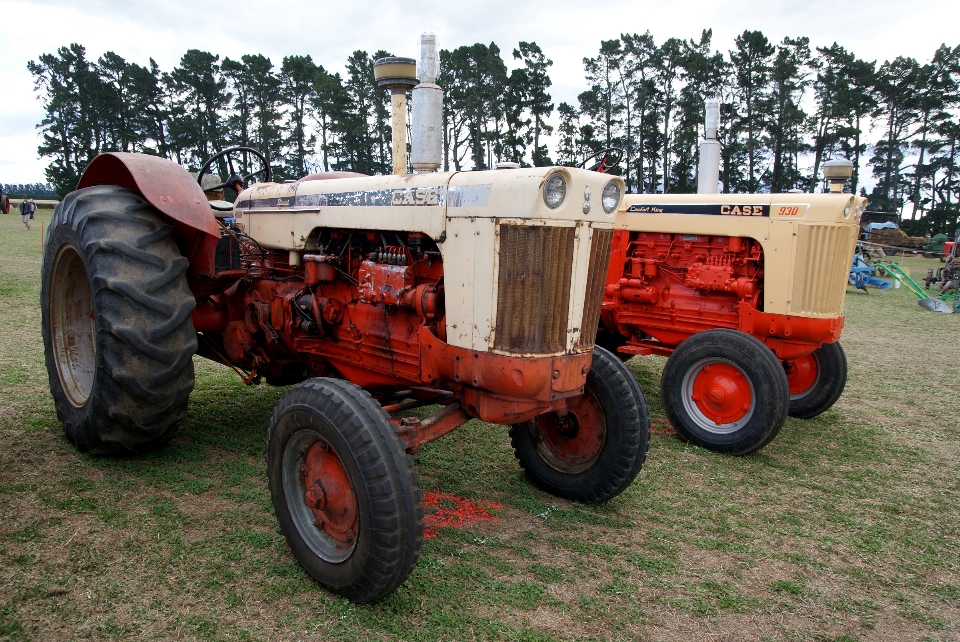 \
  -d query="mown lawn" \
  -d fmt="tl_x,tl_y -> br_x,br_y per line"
1,208 -> 958,641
